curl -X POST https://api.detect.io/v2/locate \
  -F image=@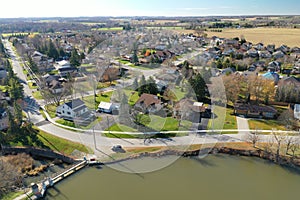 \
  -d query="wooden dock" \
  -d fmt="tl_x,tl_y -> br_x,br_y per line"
31,160 -> 88,199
